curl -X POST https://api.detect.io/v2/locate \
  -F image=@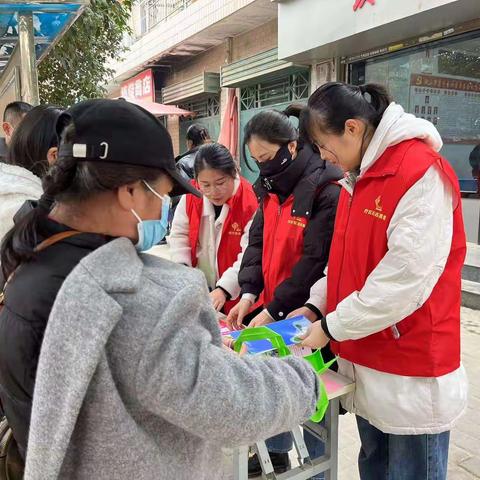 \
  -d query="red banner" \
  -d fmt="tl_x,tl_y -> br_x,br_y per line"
120,69 -> 155,102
